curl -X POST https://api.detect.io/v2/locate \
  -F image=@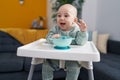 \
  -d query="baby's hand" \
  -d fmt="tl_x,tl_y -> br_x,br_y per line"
76,19 -> 87,32
52,34 -> 61,38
